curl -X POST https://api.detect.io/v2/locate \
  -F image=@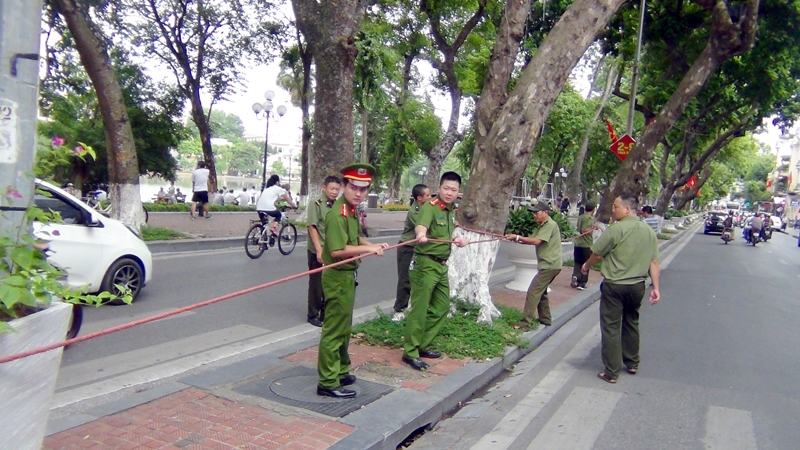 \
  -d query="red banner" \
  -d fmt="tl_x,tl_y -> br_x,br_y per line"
609,134 -> 635,161
604,118 -> 618,143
